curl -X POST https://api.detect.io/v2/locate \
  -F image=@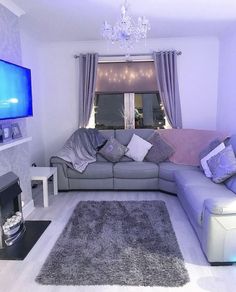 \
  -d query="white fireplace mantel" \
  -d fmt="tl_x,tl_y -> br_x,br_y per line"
0,137 -> 32,152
